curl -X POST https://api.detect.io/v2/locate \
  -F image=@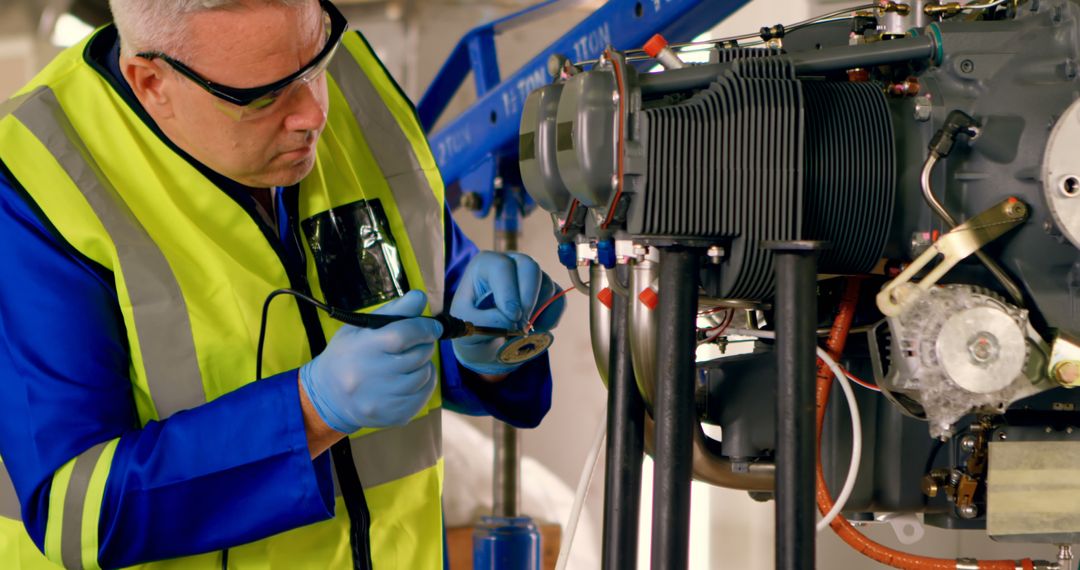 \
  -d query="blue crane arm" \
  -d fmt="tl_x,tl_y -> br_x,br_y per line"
419,0 -> 750,194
